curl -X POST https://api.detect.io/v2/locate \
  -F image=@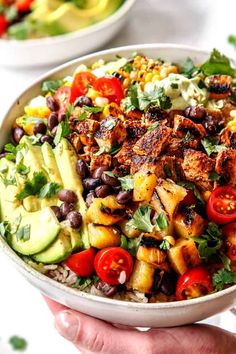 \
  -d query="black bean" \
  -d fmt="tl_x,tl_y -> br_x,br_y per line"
160,272 -> 177,296
58,189 -> 77,204
95,280 -> 118,297
46,96 -> 59,112
203,114 -> 225,135
83,178 -> 101,190
116,191 -> 132,204
86,191 -> 96,207
13,127 -> 25,144
92,166 -> 109,179
101,172 -> 120,187
60,202 -> 74,218
0,152 -> 6,159
51,206 -> 63,221
58,111 -> 66,123
76,159 -> 89,179
112,72 -> 123,80
95,185 -> 112,198
48,112 -> 58,131
51,126 -> 58,136
184,105 -> 206,121
74,95 -> 93,107
33,122 -> 47,135
40,135 -> 53,145
66,211 -> 82,229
